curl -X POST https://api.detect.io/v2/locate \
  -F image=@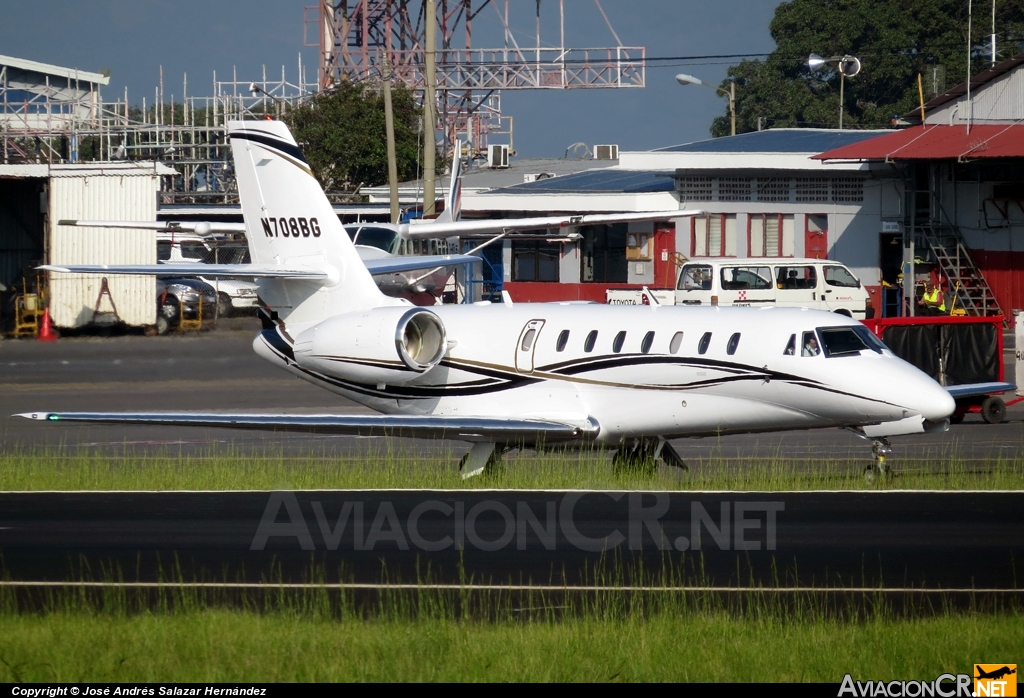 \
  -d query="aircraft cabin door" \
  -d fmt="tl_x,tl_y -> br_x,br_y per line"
515,319 -> 545,373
